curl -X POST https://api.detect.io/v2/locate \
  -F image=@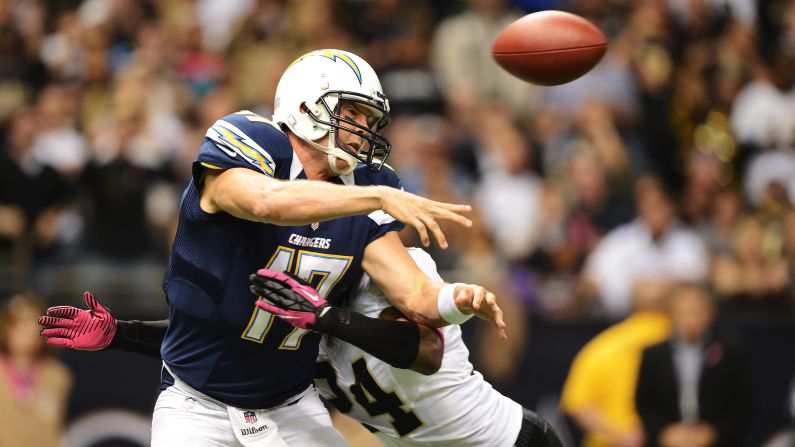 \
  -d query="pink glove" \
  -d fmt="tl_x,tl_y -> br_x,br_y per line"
249,269 -> 330,330
38,292 -> 118,350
